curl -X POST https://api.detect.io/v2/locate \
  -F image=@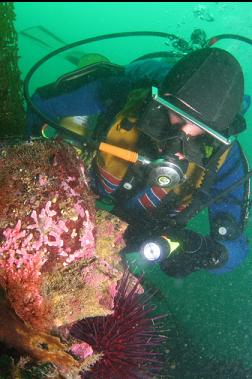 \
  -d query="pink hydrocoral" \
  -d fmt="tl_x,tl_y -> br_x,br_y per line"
71,342 -> 93,360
